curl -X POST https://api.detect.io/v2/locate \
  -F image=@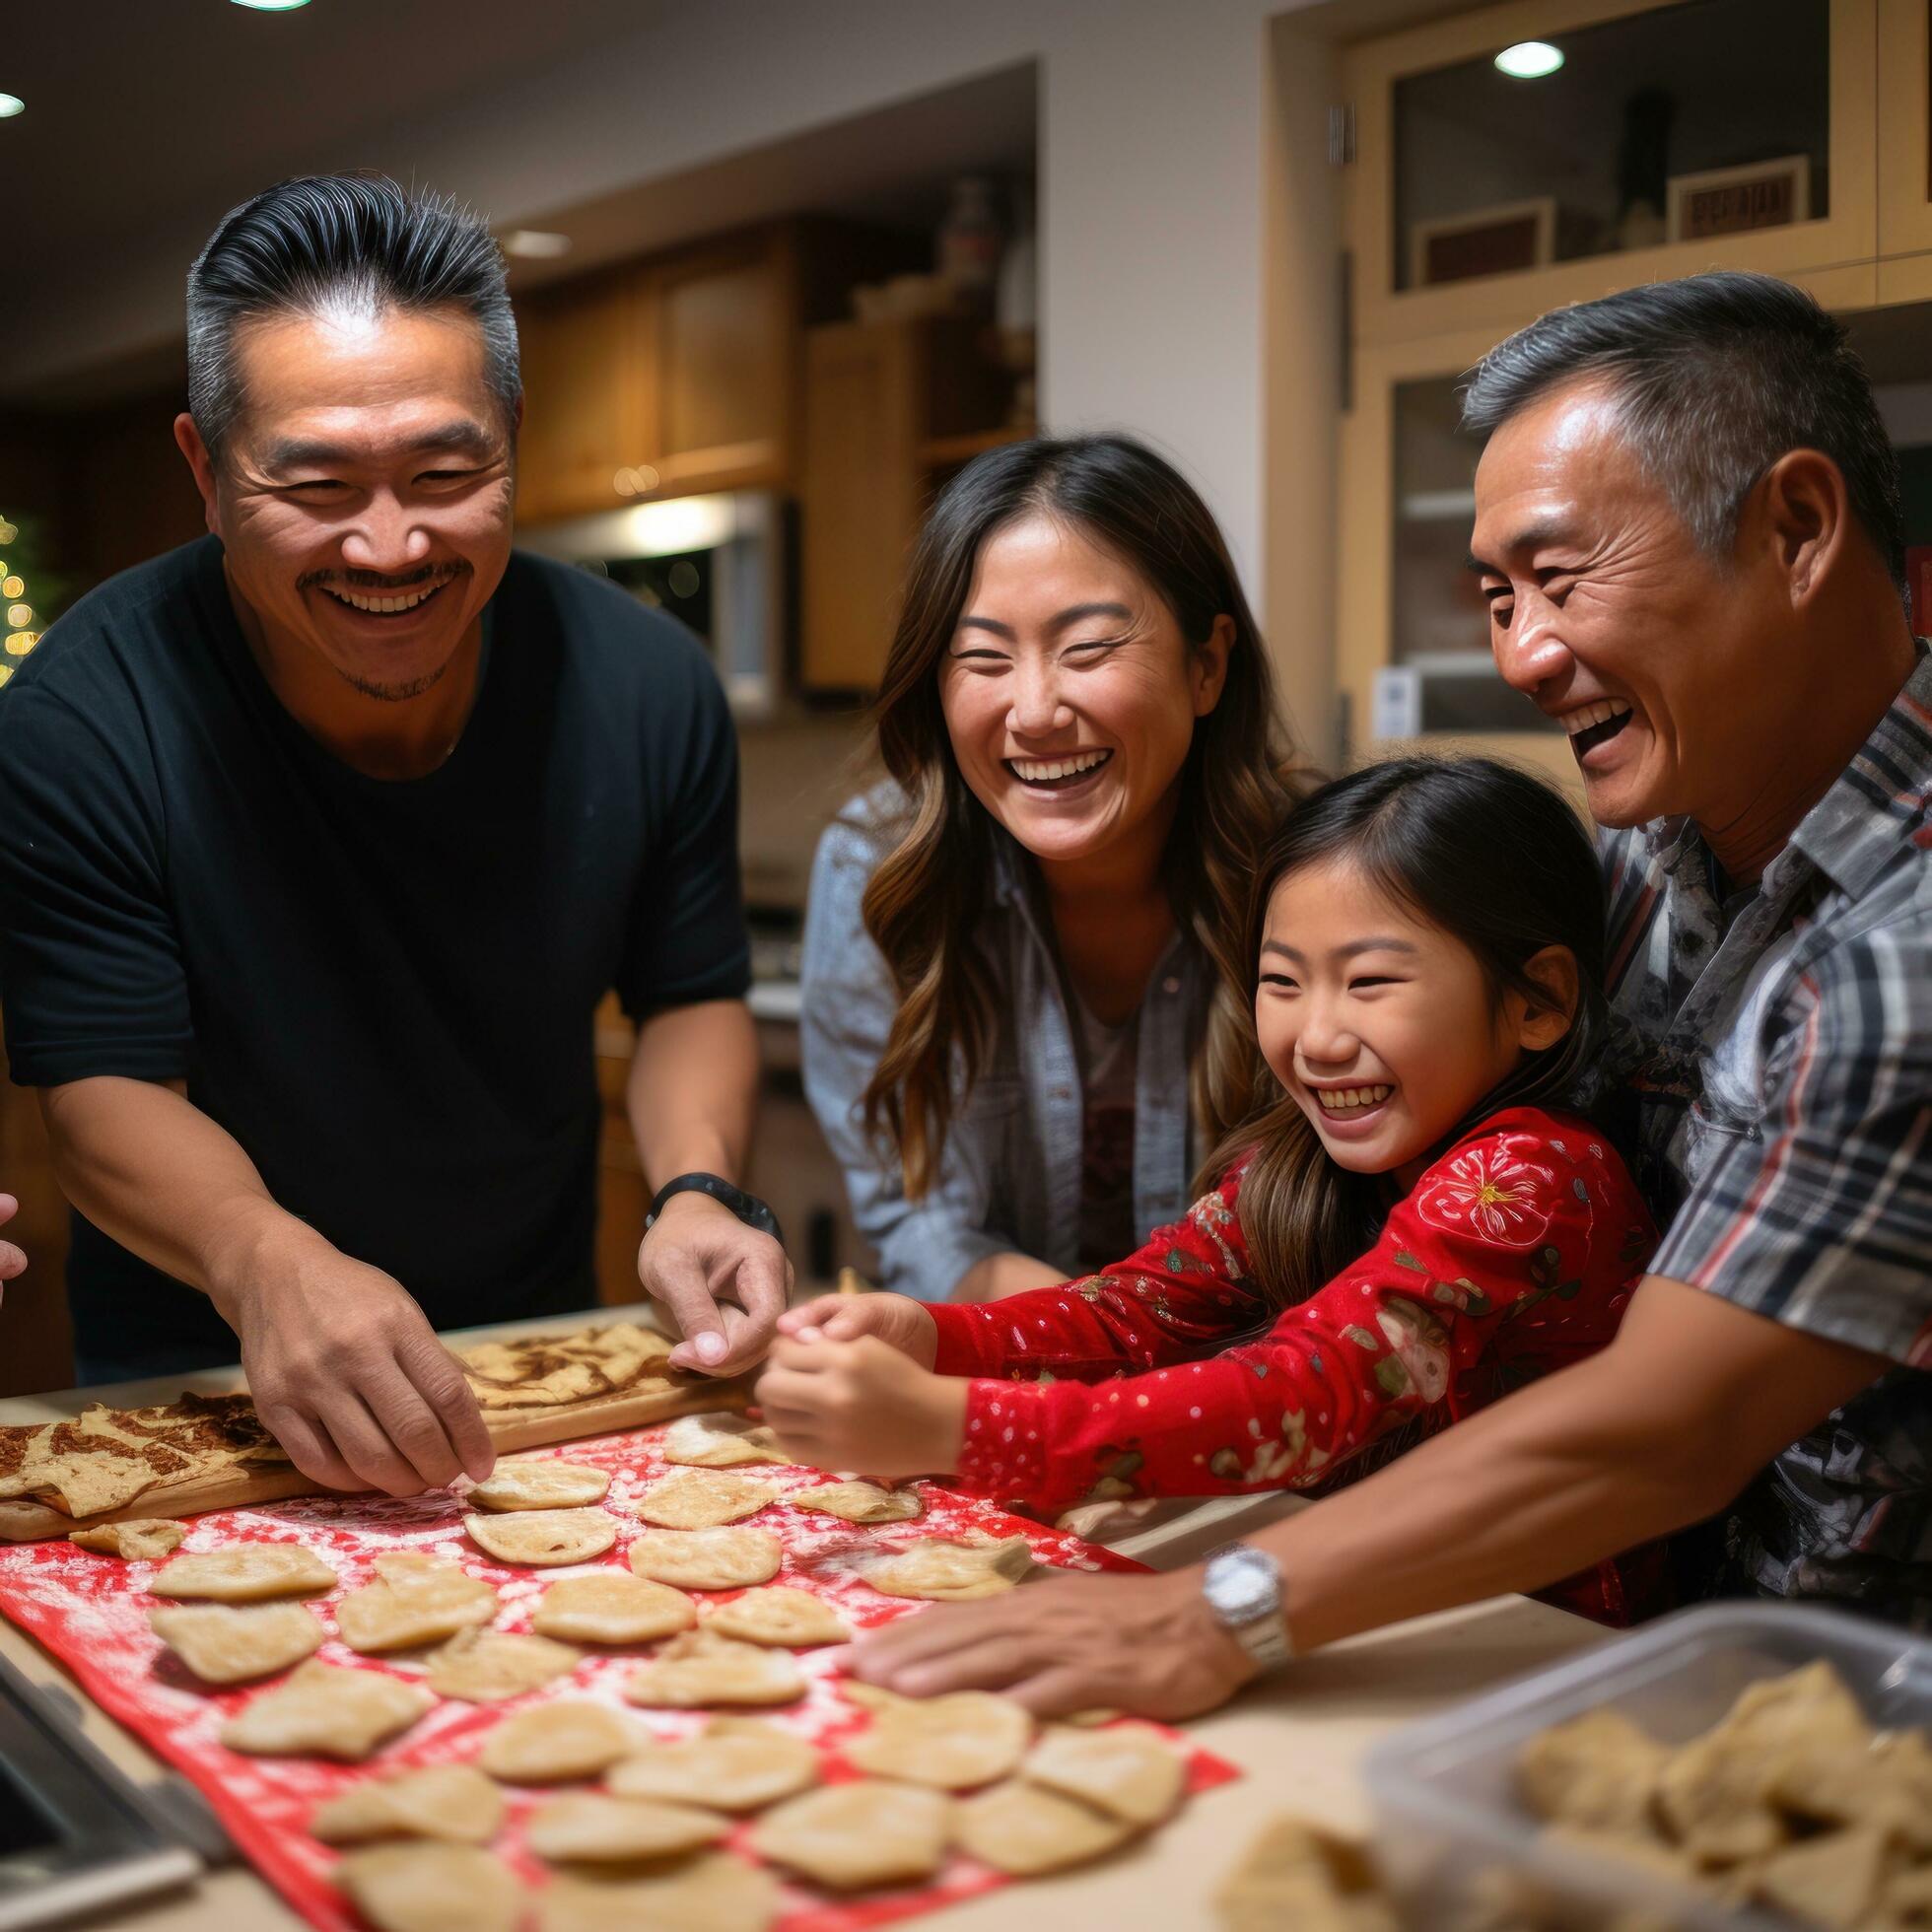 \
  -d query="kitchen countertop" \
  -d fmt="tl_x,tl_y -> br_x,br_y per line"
0,1300 -> 1604,1929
